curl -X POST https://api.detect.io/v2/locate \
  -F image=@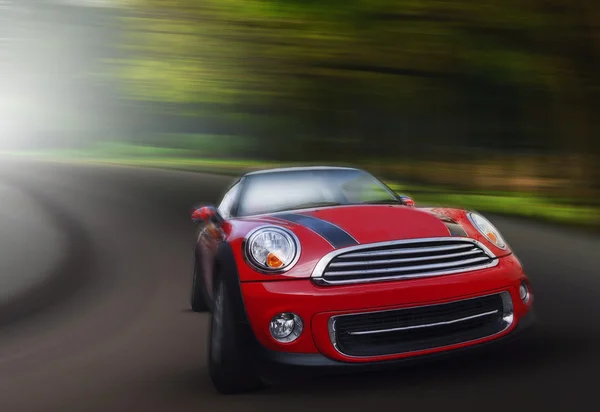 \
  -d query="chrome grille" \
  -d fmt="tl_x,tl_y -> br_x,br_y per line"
312,237 -> 497,285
